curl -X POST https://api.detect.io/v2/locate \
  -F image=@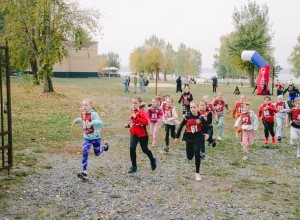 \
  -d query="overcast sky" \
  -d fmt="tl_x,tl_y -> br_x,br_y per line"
78,0 -> 300,69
